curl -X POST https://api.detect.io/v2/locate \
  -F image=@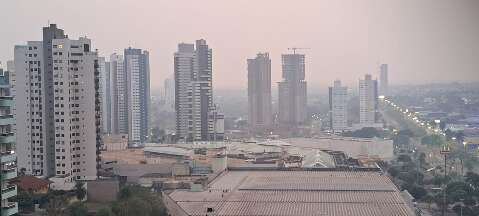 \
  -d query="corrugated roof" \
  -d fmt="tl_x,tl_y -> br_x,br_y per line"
144,146 -> 193,156
168,170 -> 414,216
